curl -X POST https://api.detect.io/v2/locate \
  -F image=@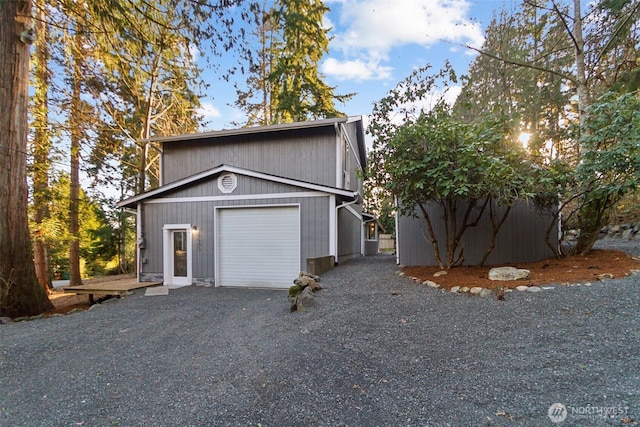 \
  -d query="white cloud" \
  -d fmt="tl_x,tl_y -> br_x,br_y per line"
329,0 -> 484,64
197,102 -> 221,120
321,57 -> 393,81
320,0 -> 485,84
